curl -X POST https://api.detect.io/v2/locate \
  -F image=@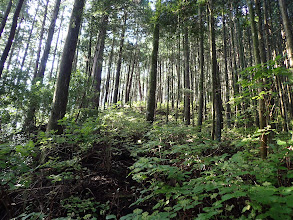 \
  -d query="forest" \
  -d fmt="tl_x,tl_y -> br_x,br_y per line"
0,0 -> 293,219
